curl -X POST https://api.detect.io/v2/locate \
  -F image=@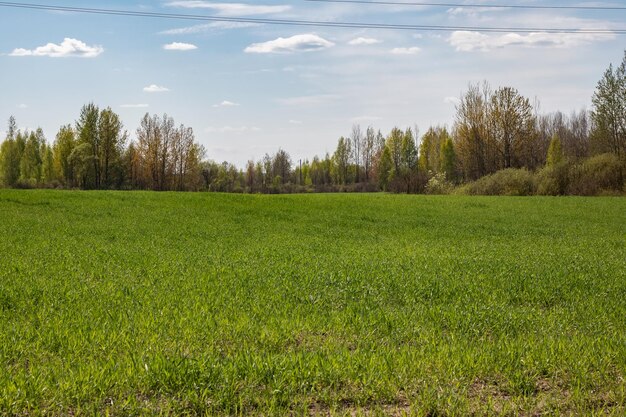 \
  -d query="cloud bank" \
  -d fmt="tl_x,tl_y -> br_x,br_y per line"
449,30 -> 615,52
